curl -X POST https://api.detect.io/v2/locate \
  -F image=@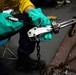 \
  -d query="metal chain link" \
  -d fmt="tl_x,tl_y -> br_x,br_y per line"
36,41 -> 41,66
36,41 -> 44,75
